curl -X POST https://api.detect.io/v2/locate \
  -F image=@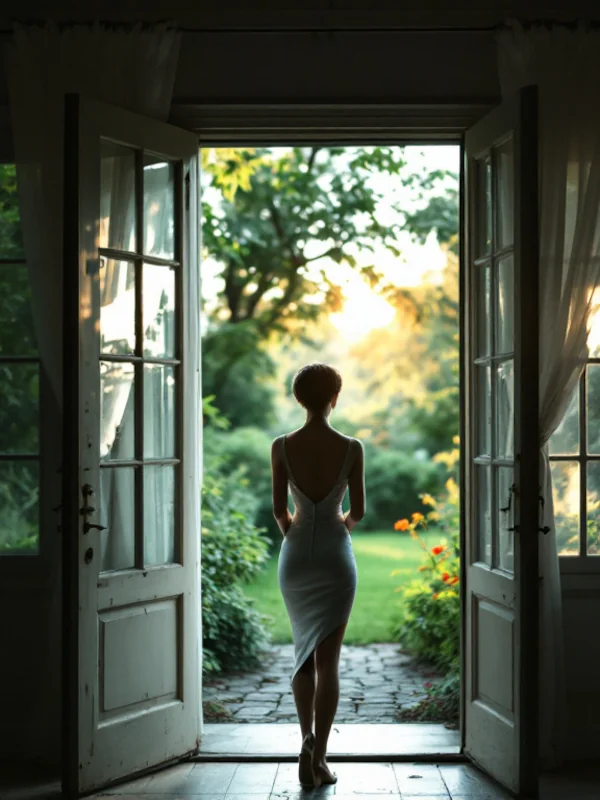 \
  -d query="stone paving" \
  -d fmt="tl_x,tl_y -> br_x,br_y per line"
203,643 -> 440,723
